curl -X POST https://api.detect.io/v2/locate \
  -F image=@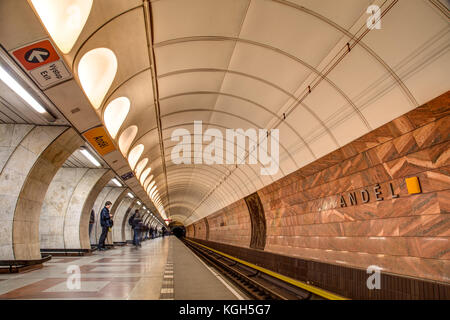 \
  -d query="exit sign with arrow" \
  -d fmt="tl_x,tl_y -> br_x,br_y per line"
11,39 -> 71,89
